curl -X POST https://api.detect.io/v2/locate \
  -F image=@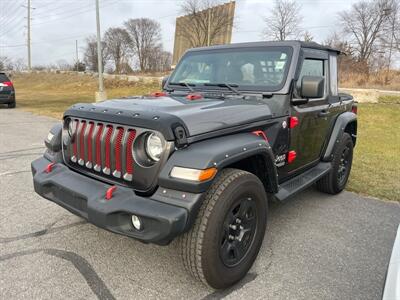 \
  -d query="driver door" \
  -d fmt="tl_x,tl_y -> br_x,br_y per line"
285,50 -> 332,174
